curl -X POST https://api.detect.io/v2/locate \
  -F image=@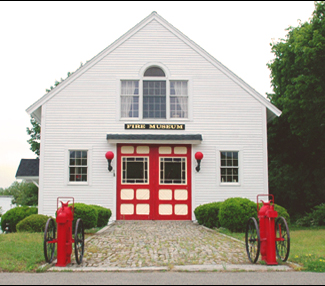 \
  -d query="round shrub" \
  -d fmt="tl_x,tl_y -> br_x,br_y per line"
194,202 -> 223,229
0,206 -> 38,233
16,214 -> 51,233
219,197 -> 257,232
90,205 -> 112,227
70,203 -> 98,230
